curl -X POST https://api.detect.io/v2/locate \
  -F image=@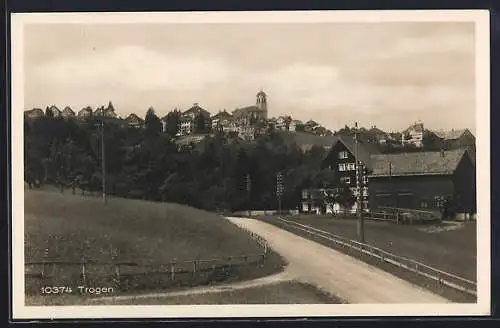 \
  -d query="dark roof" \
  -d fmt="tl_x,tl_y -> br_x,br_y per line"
369,148 -> 468,177
369,126 -> 386,135
326,135 -> 381,169
232,105 -> 262,114
432,129 -> 473,140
